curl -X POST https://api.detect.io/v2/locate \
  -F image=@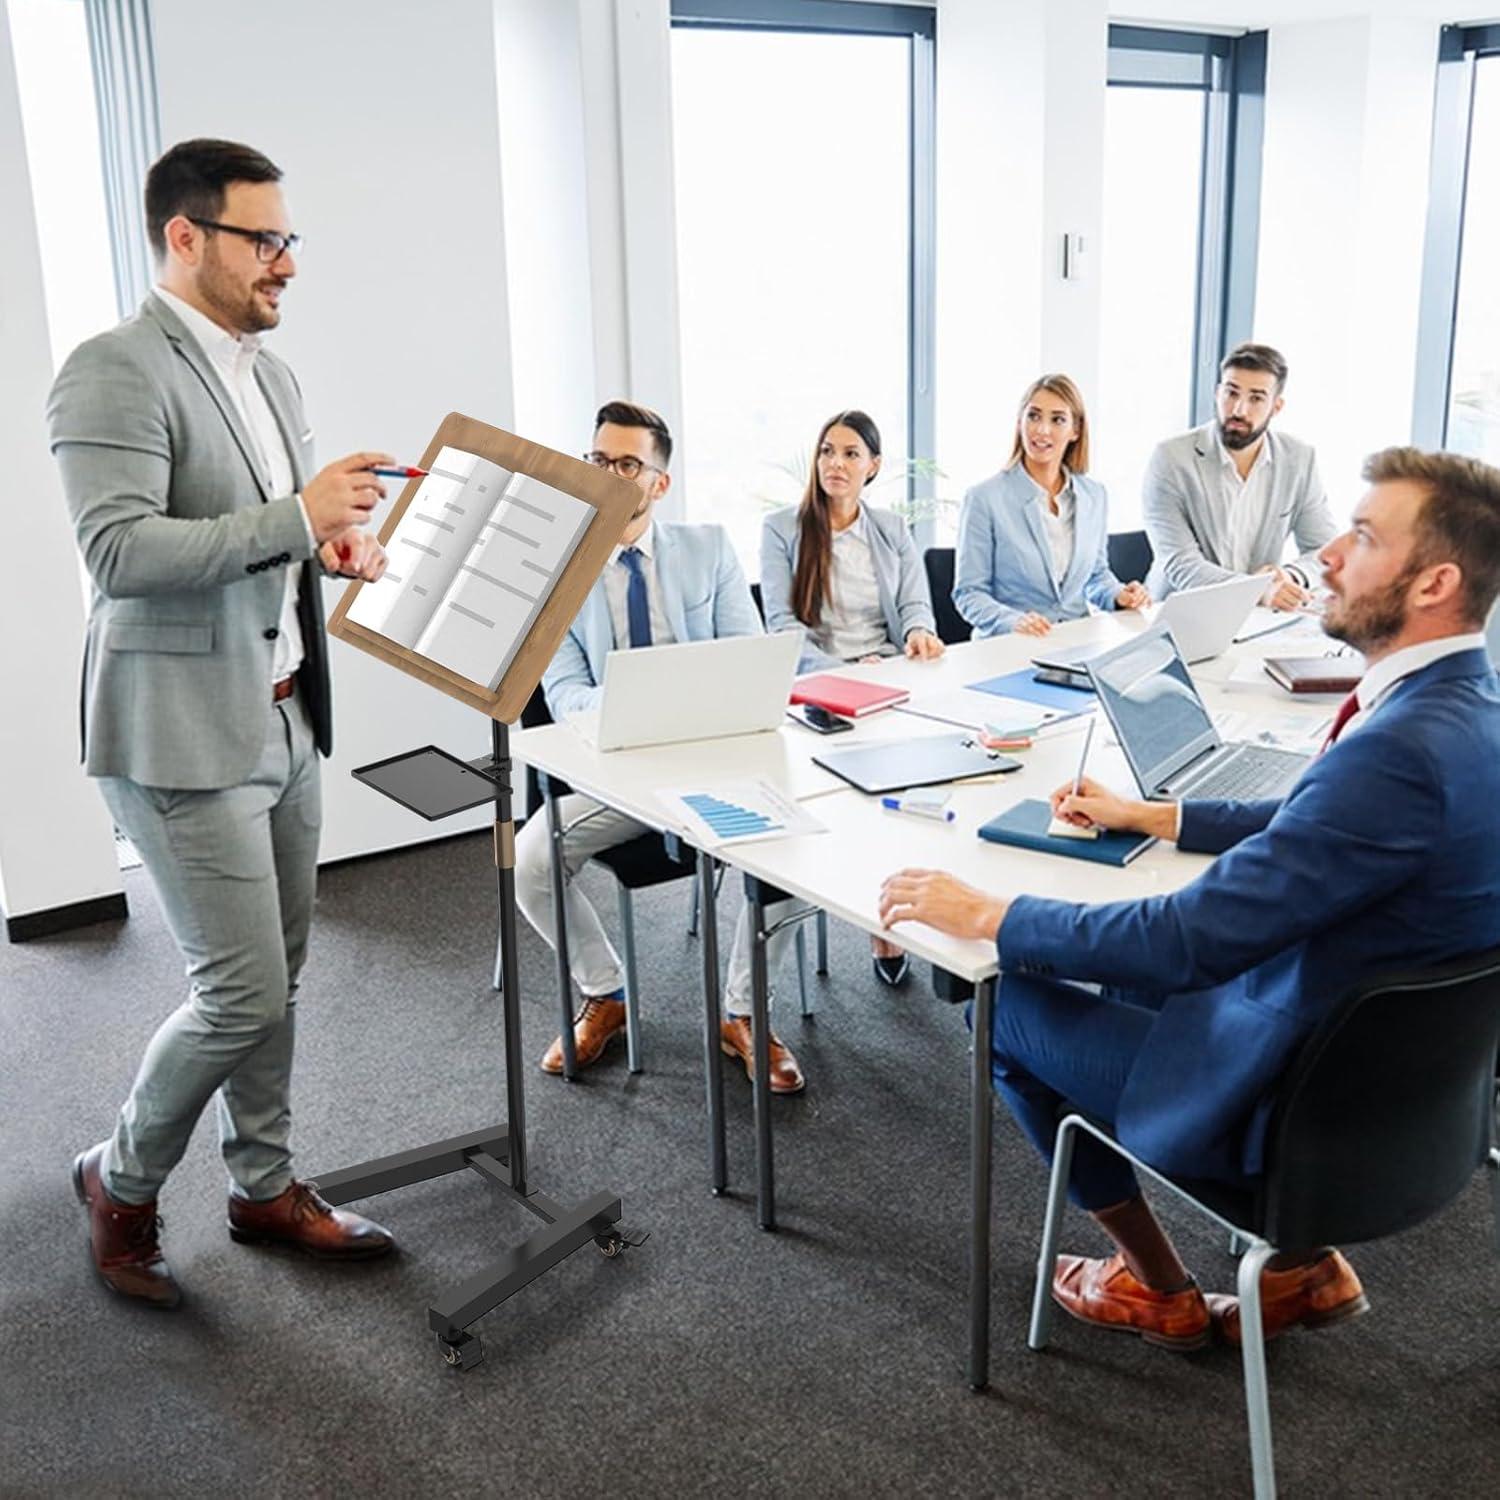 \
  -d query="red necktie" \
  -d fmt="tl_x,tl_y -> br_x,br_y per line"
1319,691 -> 1361,754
